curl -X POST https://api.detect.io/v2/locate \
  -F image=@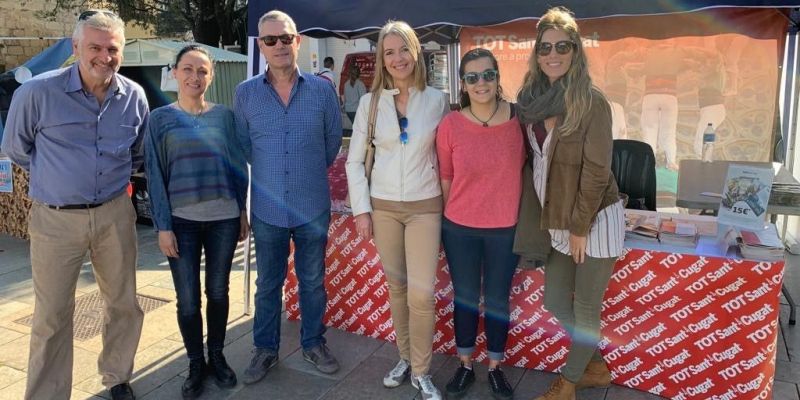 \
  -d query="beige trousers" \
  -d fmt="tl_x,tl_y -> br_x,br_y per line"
372,208 -> 441,376
25,193 -> 144,400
